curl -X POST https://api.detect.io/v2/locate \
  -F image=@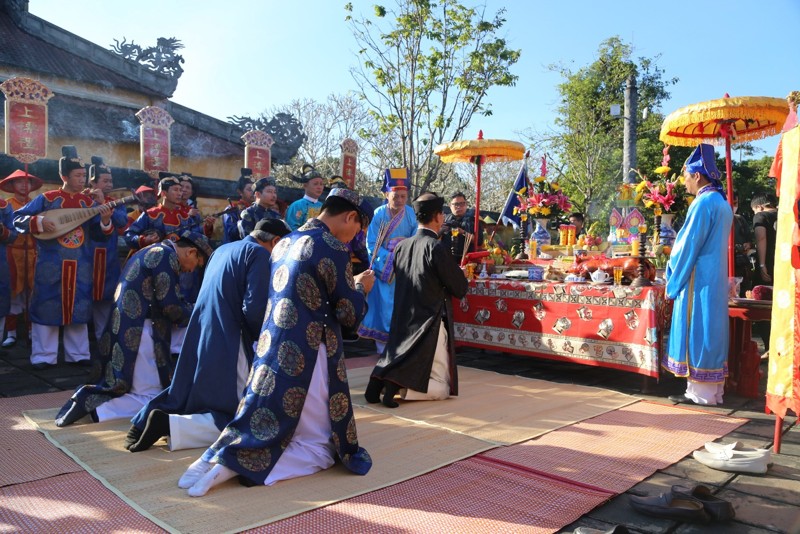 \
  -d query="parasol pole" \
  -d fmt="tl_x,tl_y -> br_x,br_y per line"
725,135 -> 735,277
474,155 -> 483,242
